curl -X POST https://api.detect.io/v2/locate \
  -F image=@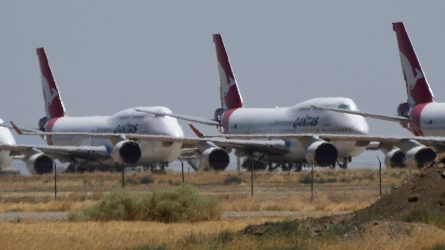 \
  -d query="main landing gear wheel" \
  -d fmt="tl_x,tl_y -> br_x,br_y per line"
337,156 -> 352,169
